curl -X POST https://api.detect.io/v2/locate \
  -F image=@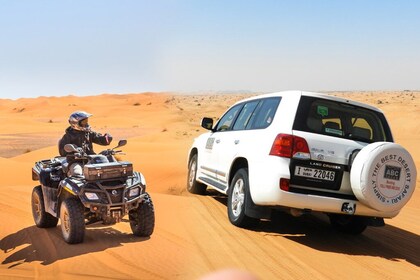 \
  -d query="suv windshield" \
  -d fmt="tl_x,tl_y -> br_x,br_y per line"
293,96 -> 393,143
